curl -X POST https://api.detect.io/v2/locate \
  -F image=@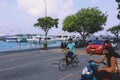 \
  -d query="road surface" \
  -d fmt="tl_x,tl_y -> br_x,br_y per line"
0,48 -> 119,80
